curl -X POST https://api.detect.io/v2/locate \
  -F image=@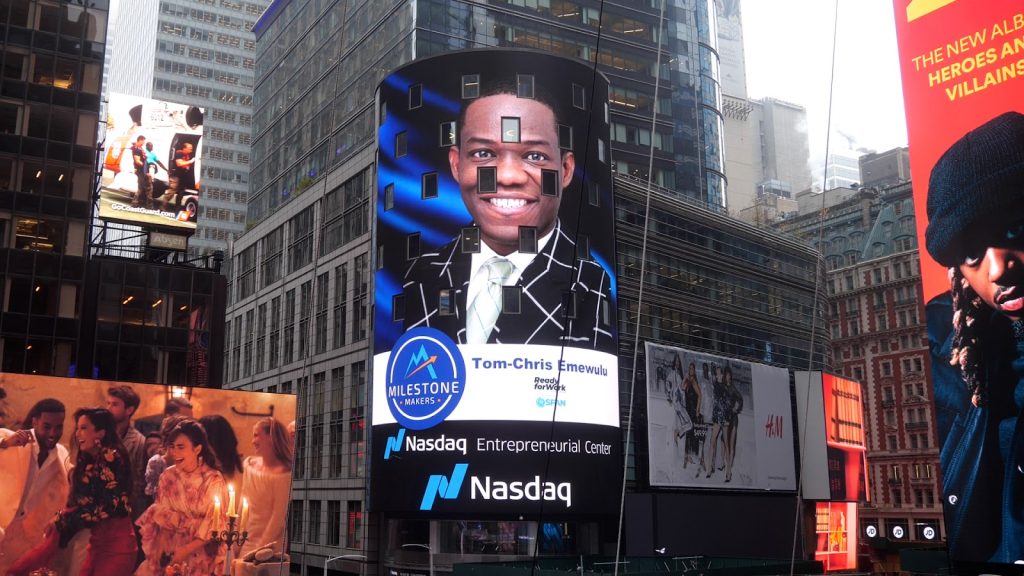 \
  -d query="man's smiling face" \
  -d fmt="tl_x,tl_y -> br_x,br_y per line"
449,94 -> 574,256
